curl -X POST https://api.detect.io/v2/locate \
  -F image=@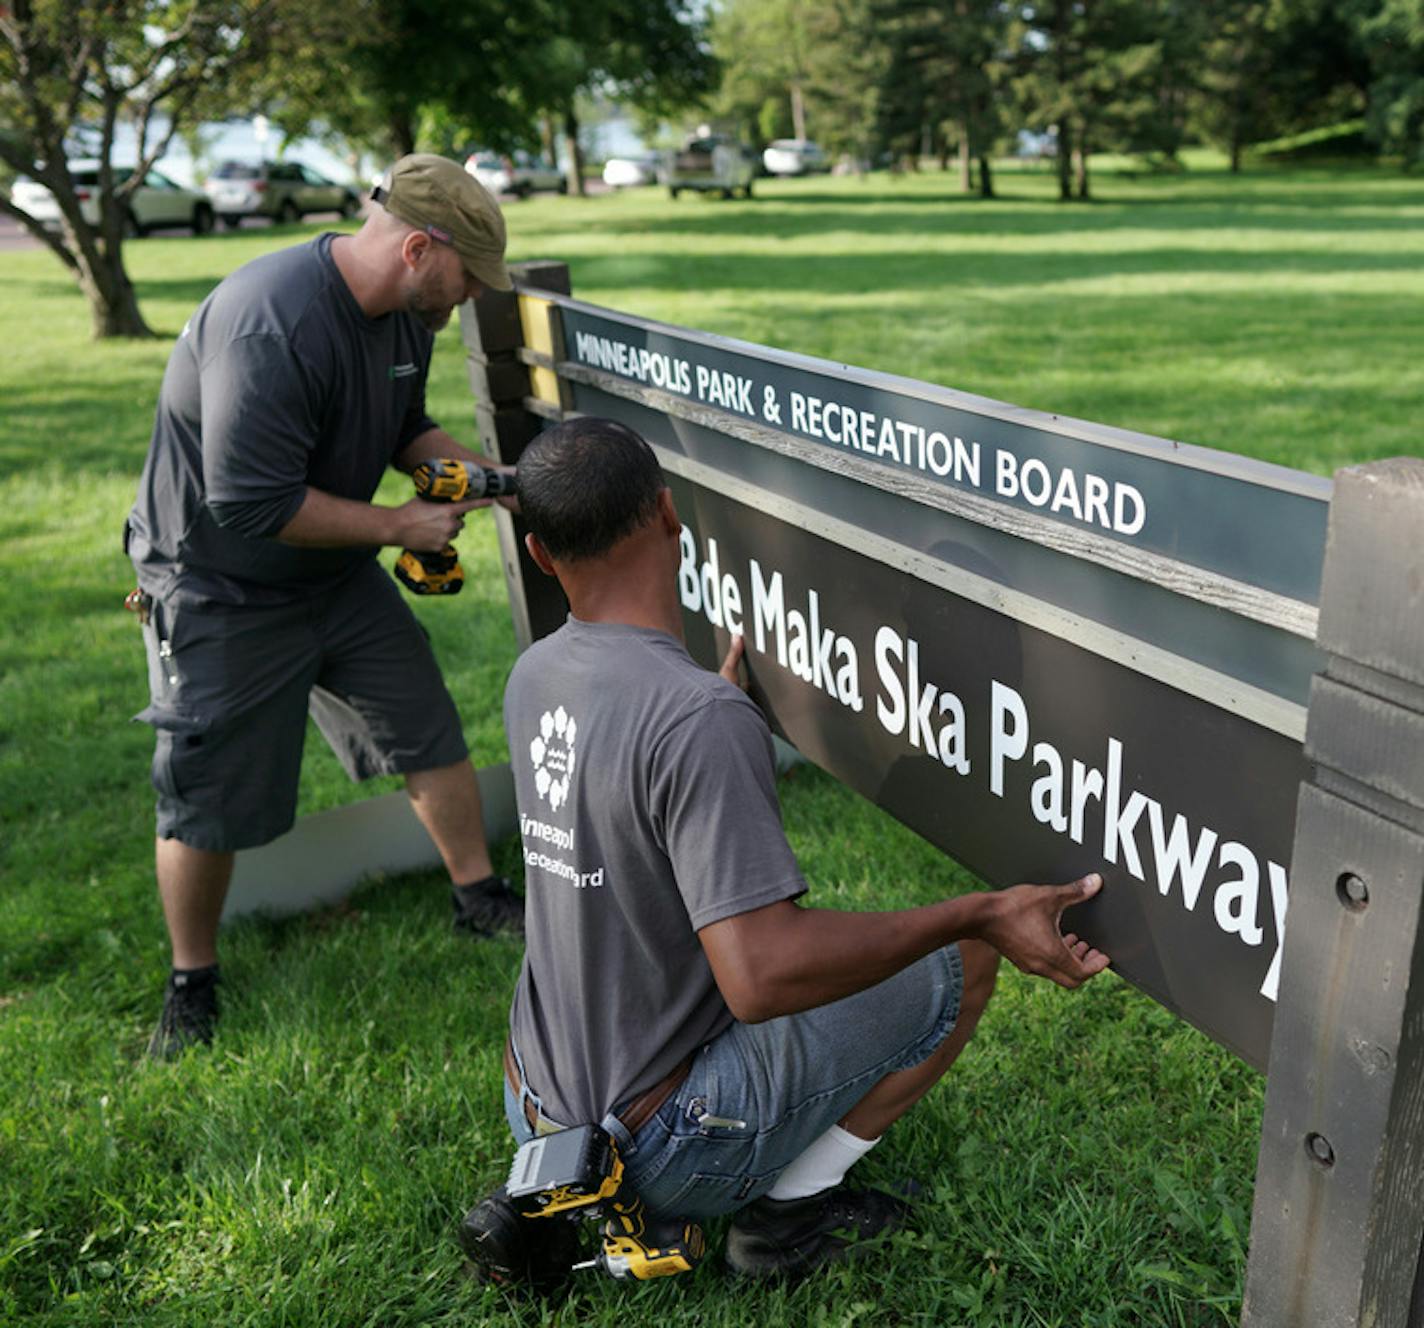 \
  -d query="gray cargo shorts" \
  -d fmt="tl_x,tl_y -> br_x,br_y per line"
136,560 -> 469,852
